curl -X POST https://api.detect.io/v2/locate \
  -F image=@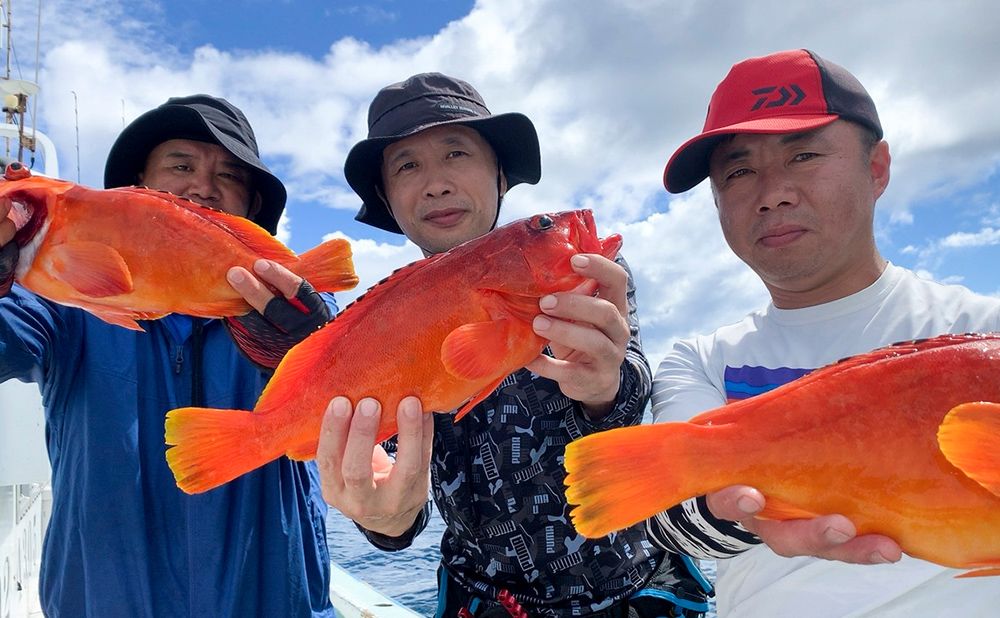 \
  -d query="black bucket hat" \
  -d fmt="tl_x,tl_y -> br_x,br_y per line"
104,94 -> 287,234
345,73 -> 541,234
